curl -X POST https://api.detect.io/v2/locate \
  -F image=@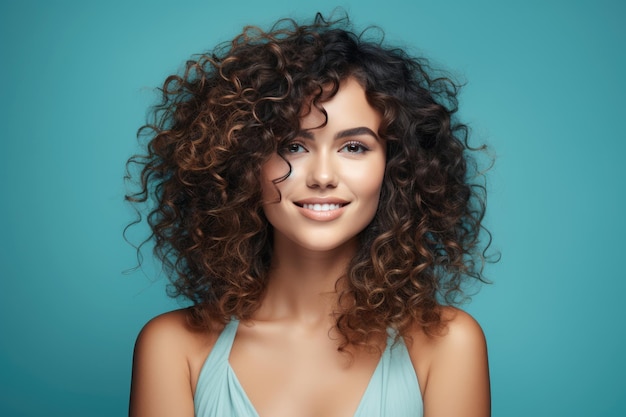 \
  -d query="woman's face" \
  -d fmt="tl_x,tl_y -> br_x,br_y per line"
261,77 -> 386,253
